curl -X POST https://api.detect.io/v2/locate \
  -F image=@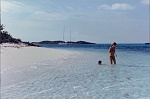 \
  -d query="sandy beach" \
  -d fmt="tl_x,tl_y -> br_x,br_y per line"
1,43 -> 74,72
